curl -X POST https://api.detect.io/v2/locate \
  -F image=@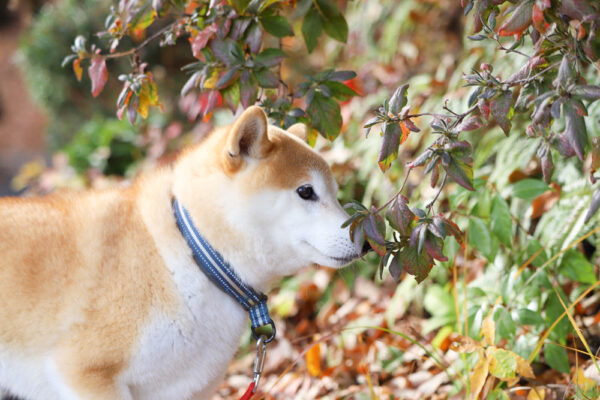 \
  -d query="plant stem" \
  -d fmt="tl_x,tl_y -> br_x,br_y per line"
426,173 -> 448,215
105,21 -> 179,59
375,169 -> 412,213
